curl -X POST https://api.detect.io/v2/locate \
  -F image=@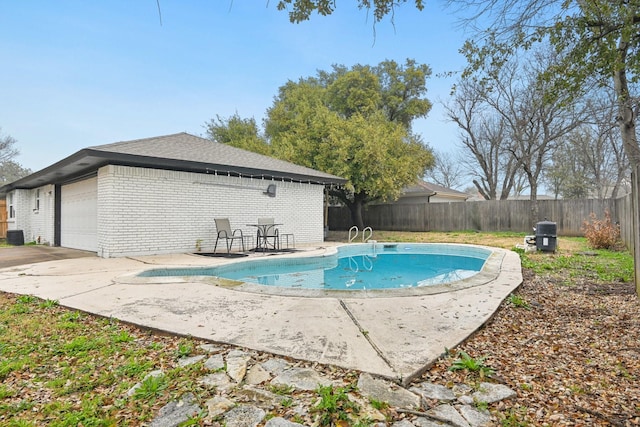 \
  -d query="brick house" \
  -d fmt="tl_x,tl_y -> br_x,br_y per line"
0,133 -> 345,257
